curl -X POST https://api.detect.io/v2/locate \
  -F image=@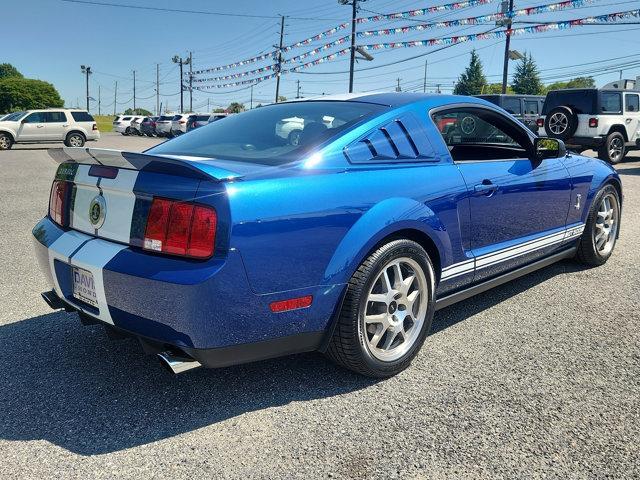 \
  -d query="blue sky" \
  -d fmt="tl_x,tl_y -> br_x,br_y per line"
6,0 -> 640,114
